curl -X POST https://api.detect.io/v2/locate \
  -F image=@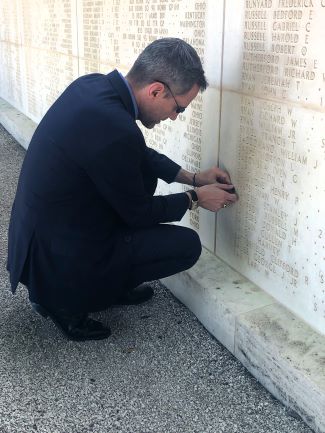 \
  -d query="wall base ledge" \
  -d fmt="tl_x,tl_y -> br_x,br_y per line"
162,248 -> 325,433
0,97 -> 36,149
